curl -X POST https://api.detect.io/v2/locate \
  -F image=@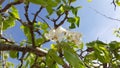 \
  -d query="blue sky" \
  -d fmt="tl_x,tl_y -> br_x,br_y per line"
4,0 -> 120,43
75,0 -> 120,43
2,0 -> 120,67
